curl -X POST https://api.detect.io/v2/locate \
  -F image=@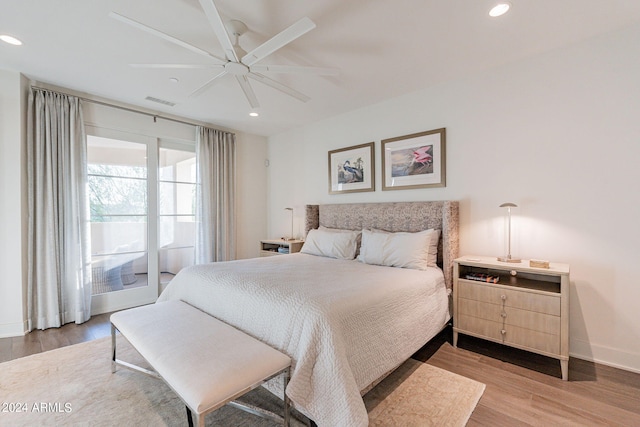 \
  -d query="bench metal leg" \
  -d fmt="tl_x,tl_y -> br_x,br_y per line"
284,367 -> 291,427
224,367 -> 291,426
185,406 -> 203,427
111,323 -> 117,374
186,406 -> 194,427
